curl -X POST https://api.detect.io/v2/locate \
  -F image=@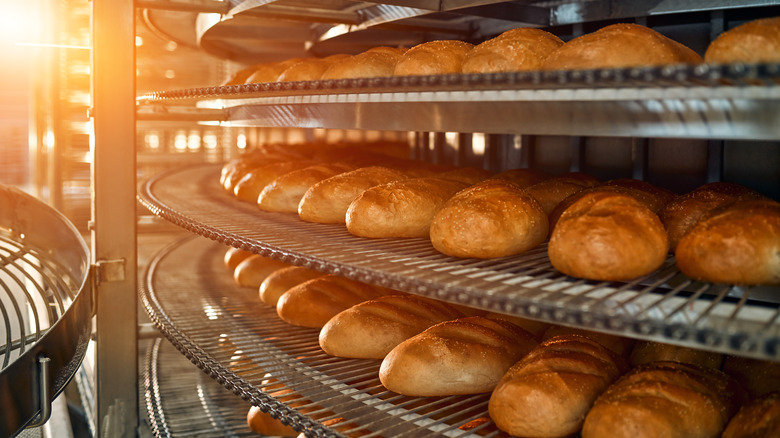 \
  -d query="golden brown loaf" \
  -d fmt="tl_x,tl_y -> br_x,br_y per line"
321,47 -> 406,80
247,405 -> 298,437
487,168 -> 551,188
540,325 -> 635,357
462,27 -> 564,73
543,23 -> 703,70
488,334 -> 628,437
298,166 -> 409,224
722,355 -> 780,399
548,190 -> 669,281
429,179 -> 549,258
233,160 -> 316,202
722,391 -> 780,438
582,361 -> 746,438
705,16 -> 780,64
628,340 -> 723,369
393,40 -> 475,76
660,182 -> 763,252
244,58 -> 304,83
675,198 -> 780,285
223,63 -> 265,86
379,316 -> 538,396
277,54 -> 351,82
232,255 -> 291,288
524,172 -> 600,216
483,312 -> 551,339
318,294 -> 466,359
259,266 -> 325,307
257,163 -> 354,213
346,177 -> 470,238
276,275 -> 397,328
223,246 -> 254,271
